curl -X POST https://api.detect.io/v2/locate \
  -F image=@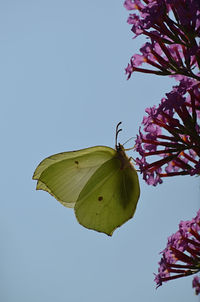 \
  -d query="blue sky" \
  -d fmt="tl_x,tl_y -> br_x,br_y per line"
1,1 -> 199,301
